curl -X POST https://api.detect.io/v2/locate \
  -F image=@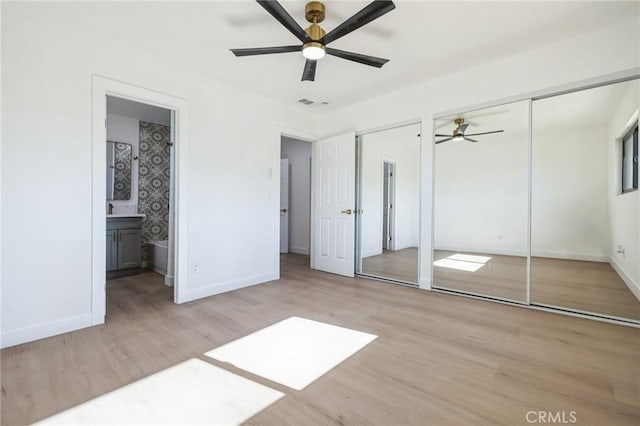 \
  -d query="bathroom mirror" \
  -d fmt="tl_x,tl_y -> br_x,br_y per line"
433,100 -> 529,302
106,141 -> 132,201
